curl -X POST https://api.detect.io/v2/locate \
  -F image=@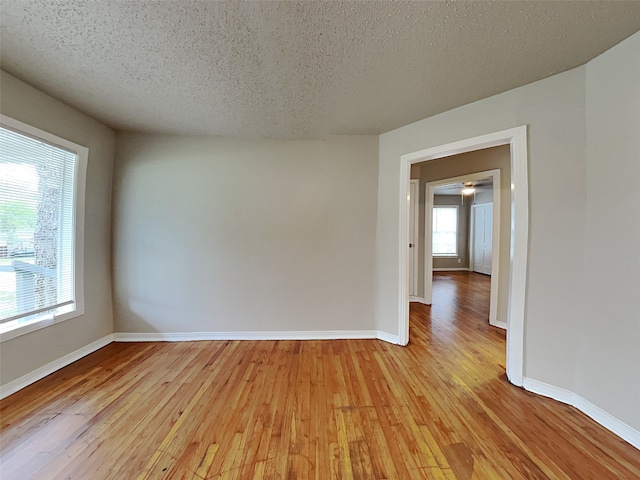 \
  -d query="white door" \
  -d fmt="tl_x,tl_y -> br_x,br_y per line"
473,203 -> 493,275
409,181 -> 419,297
